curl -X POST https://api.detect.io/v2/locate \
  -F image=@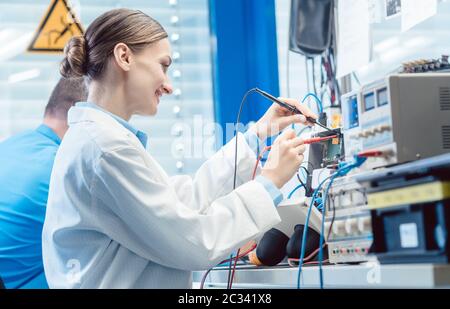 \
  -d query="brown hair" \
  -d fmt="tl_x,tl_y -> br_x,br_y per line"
60,9 -> 168,80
